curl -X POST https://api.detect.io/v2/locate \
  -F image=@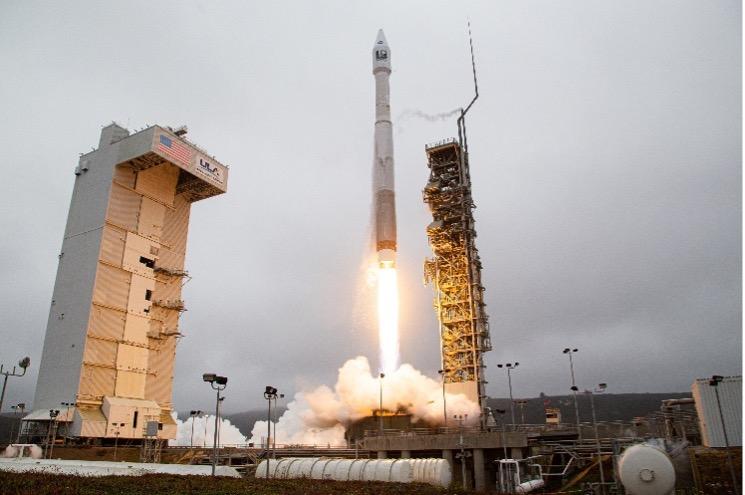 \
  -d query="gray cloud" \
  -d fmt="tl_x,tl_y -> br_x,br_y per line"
0,0 -> 739,414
